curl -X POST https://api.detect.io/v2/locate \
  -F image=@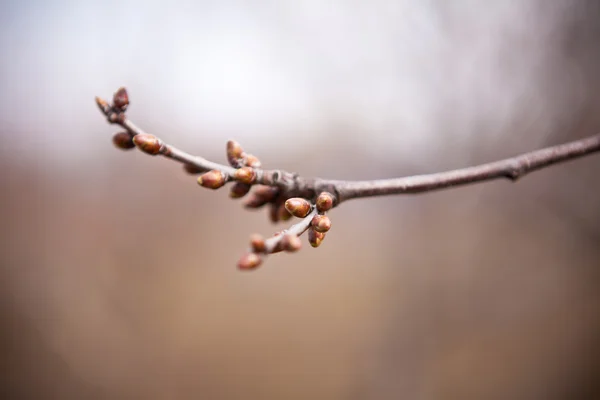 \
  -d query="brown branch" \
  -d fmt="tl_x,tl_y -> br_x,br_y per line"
96,87 -> 600,270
